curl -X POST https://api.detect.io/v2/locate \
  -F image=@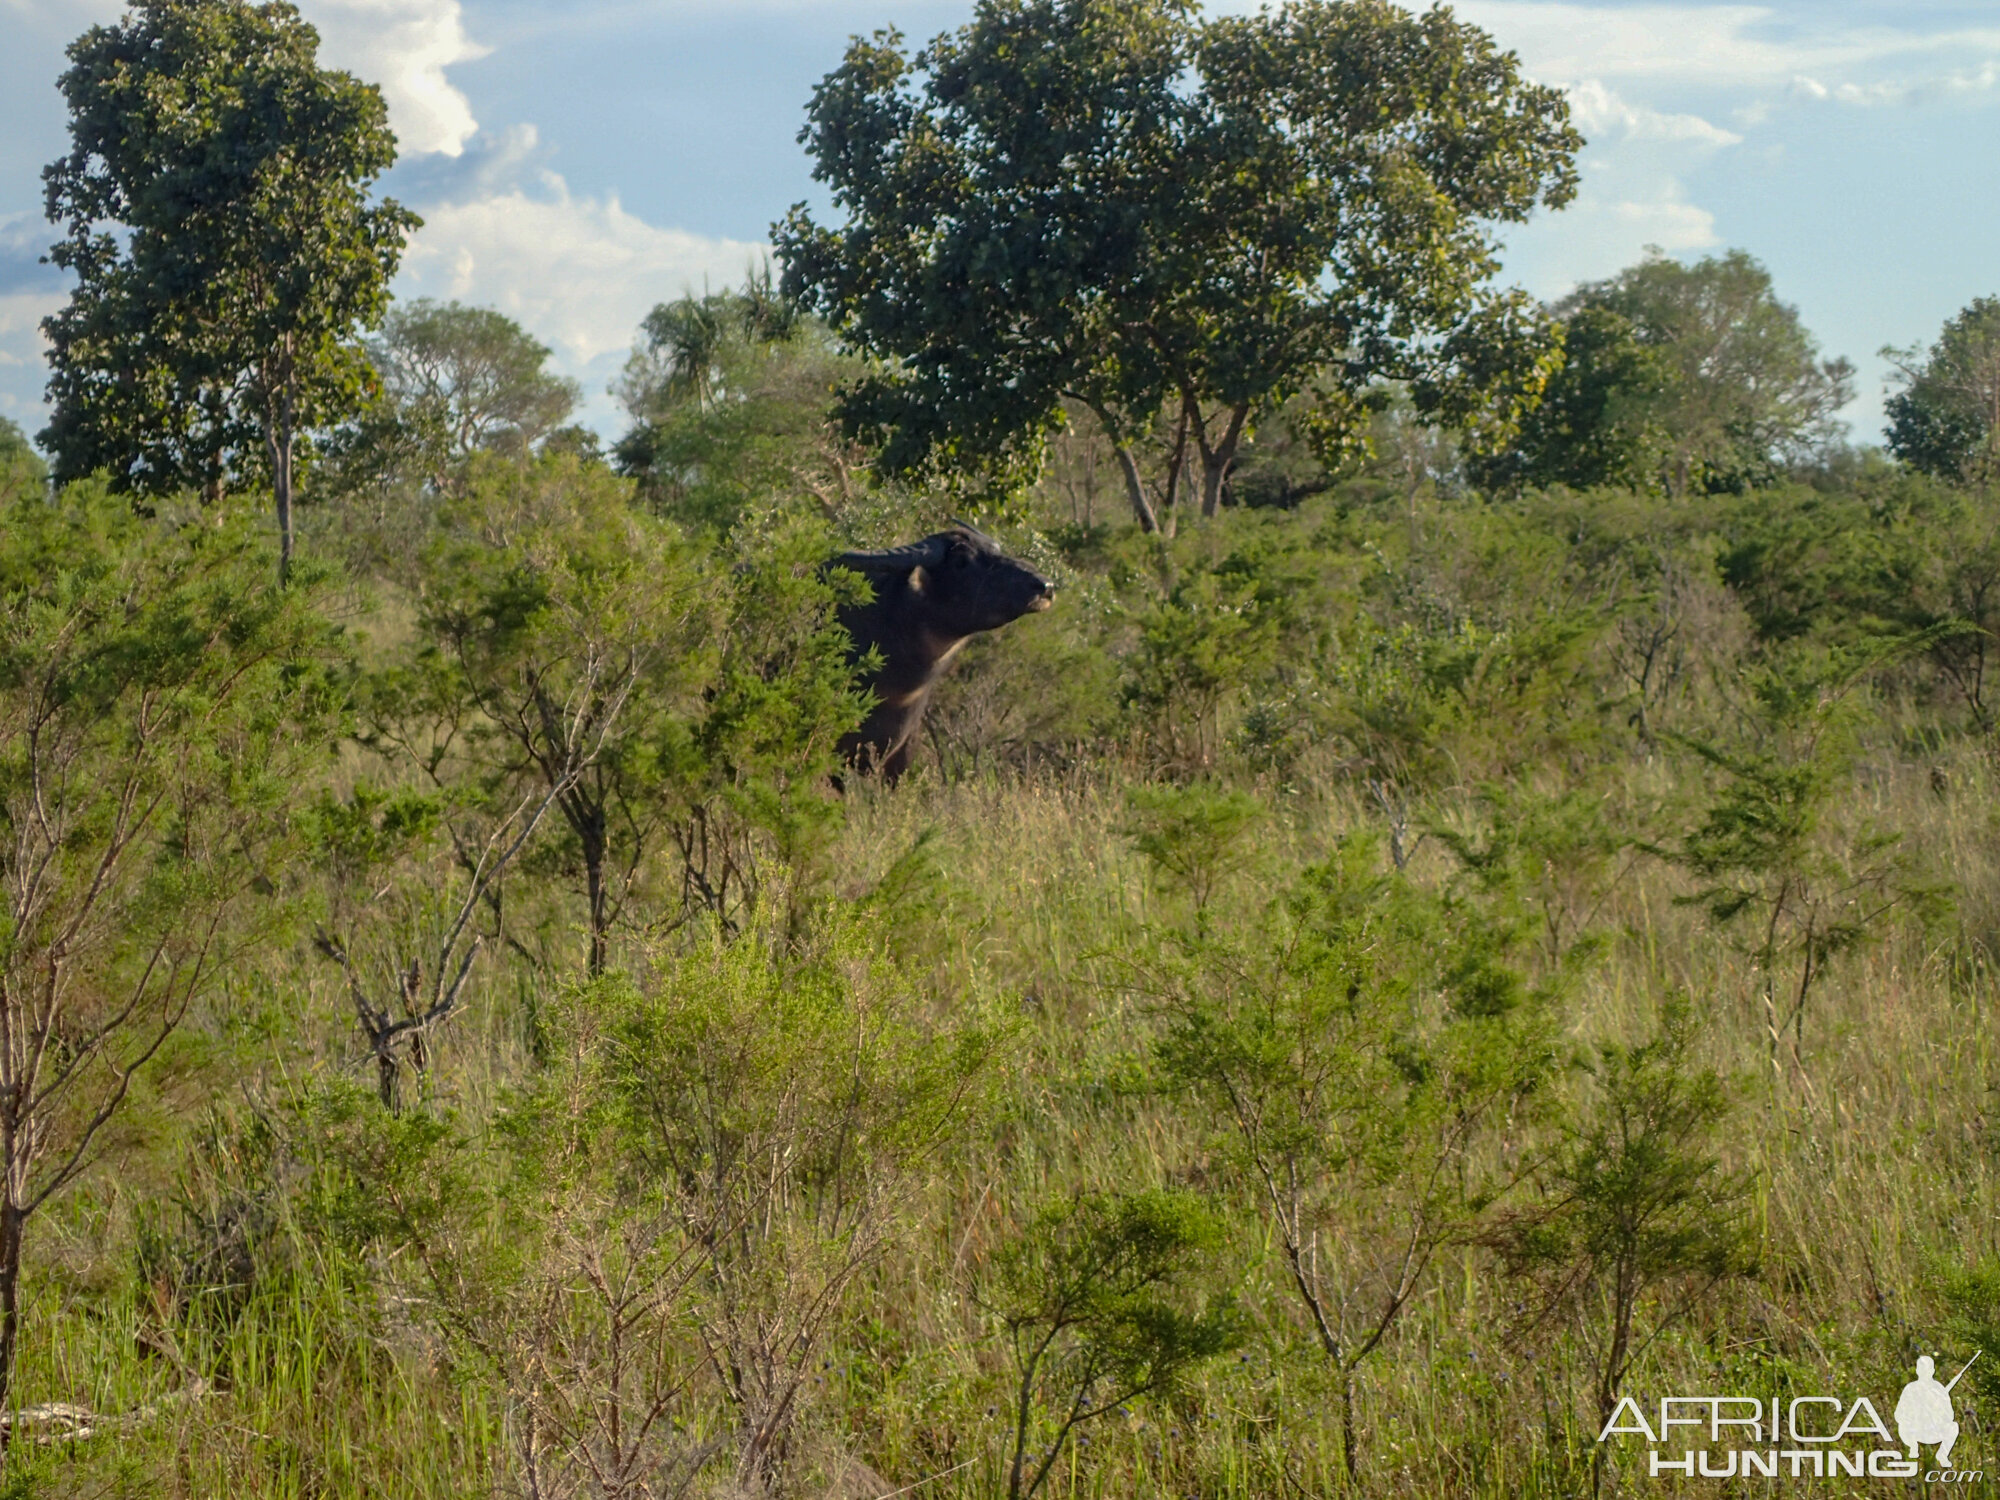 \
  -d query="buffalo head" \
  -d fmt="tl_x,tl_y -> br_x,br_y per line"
828,523 -> 1054,782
